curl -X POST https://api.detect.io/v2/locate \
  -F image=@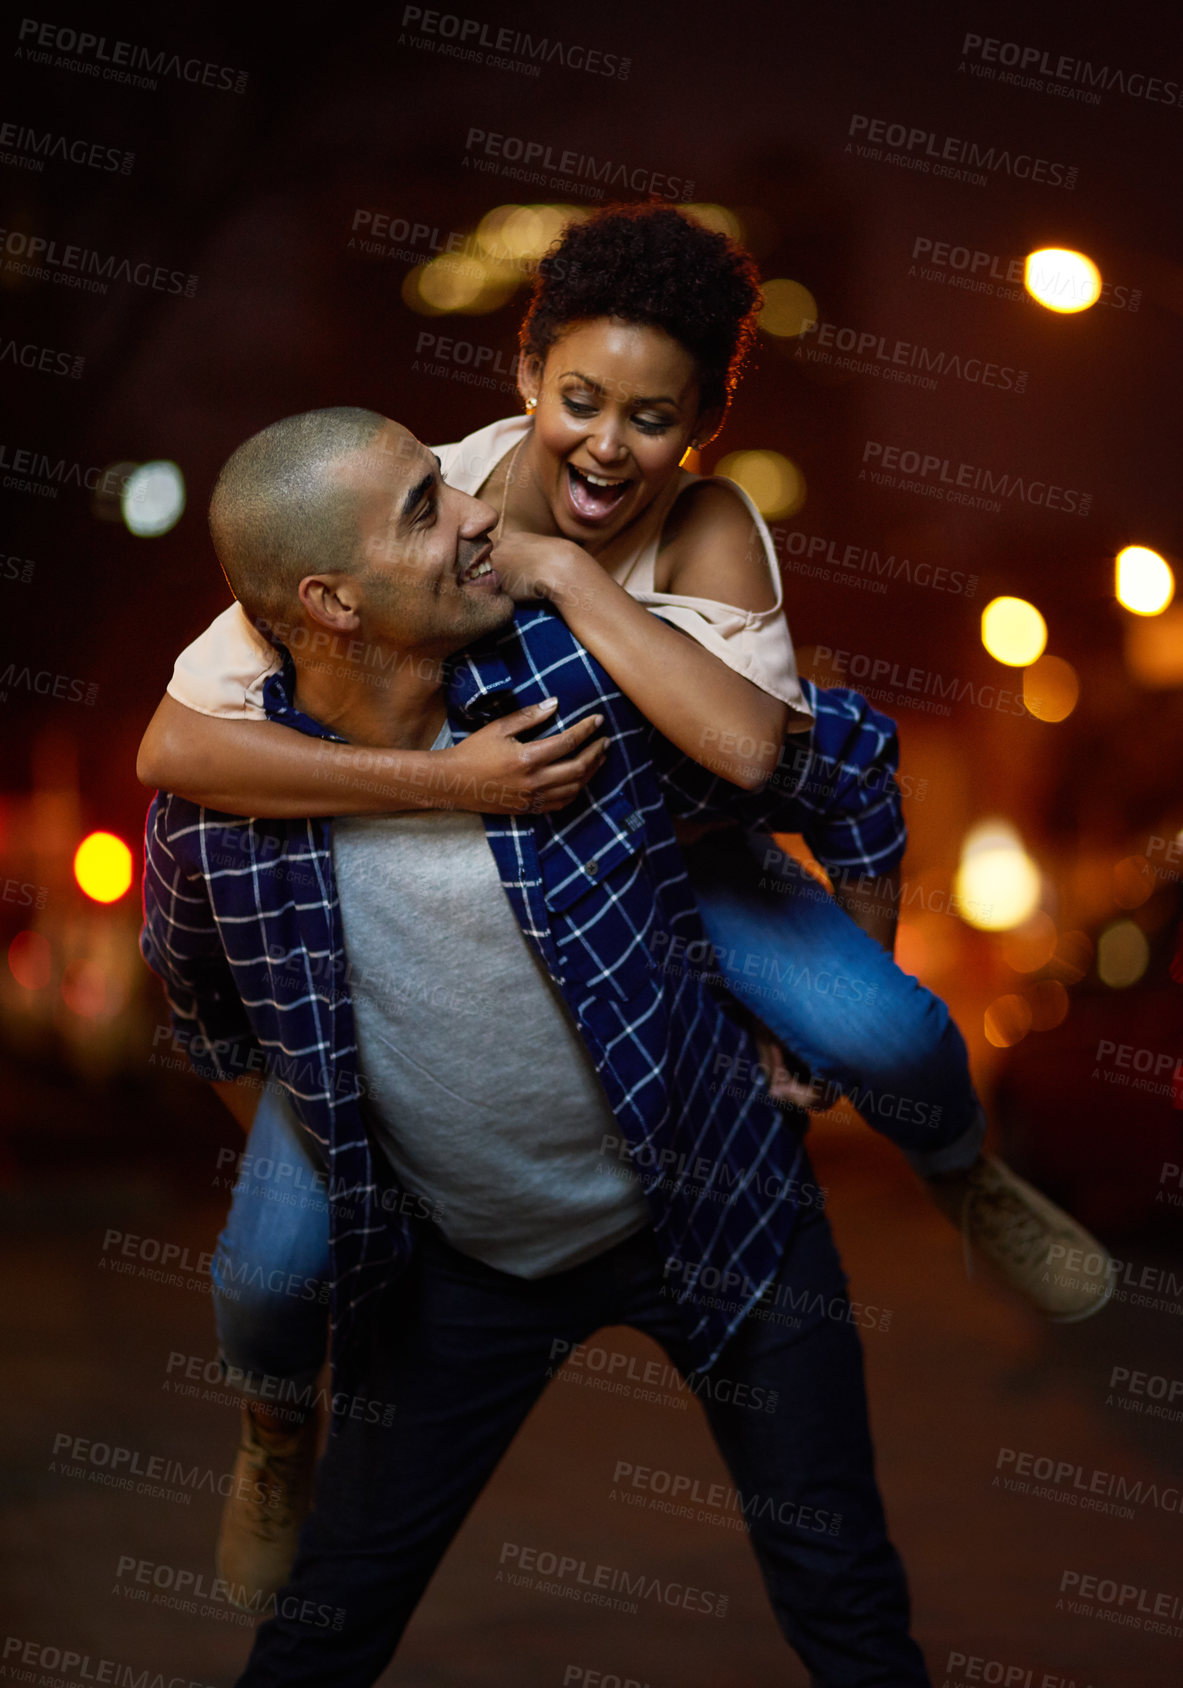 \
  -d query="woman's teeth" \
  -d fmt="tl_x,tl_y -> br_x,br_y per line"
567,464 -> 630,519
